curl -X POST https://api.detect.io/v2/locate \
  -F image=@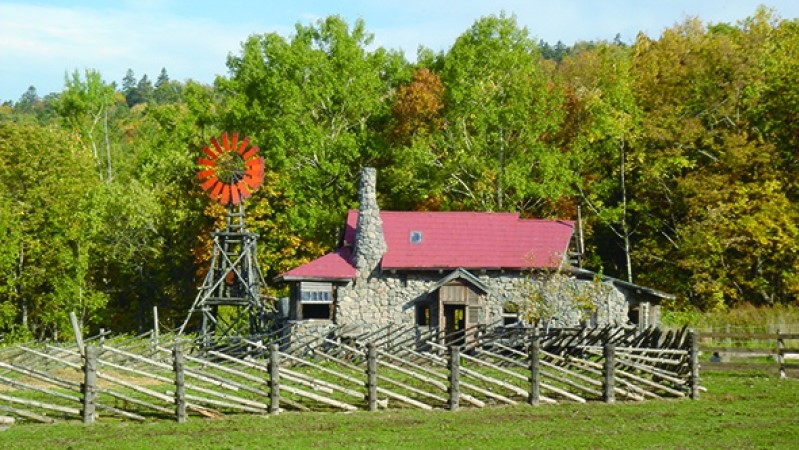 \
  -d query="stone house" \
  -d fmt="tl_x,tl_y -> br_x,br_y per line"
276,168 -> 670,339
